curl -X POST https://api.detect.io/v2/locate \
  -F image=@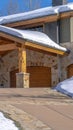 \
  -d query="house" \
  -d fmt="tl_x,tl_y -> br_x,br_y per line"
0,0 -> 72,88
